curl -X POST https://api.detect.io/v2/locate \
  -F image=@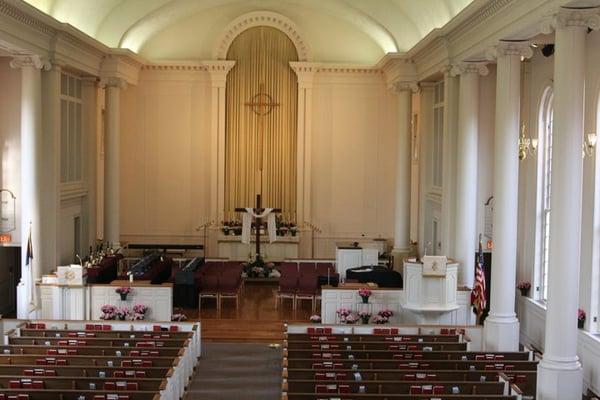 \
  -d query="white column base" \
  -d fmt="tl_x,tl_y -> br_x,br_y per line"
537,358 -> 583,400
391,248 -> 411,271
483,314 -> 519,351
